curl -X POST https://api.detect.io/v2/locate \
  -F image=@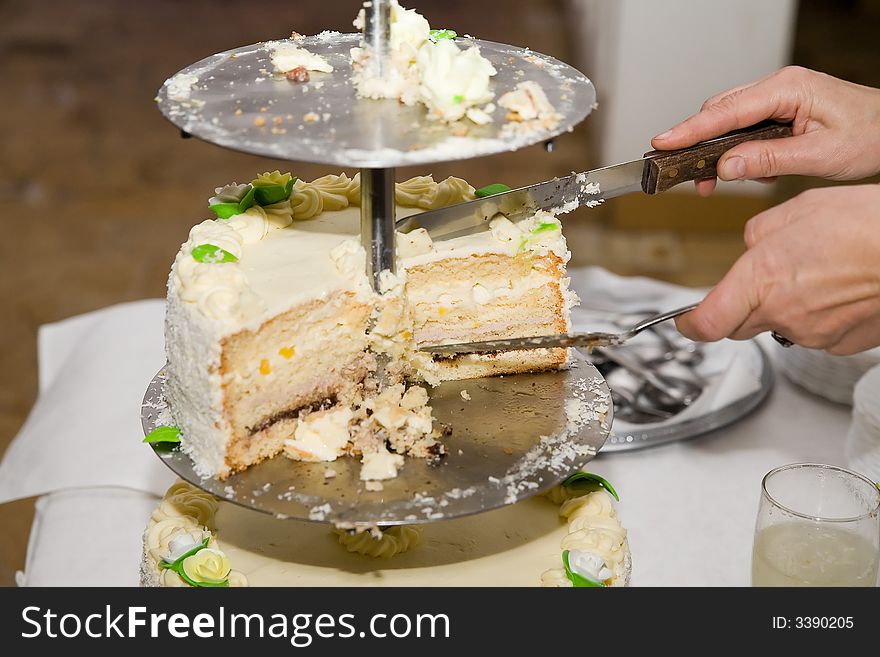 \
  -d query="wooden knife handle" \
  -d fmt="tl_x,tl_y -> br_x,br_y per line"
641,120 -> 793,194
